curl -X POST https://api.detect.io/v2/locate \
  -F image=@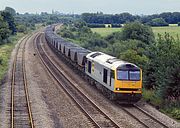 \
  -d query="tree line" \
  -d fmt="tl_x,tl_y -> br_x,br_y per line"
0,7 -> 16,43
81,12 -> 180,26
0,7 -> 78,45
